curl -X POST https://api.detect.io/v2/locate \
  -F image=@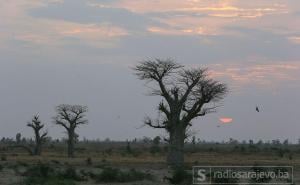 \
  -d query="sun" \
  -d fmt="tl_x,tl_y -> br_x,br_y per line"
219,117 -> 233,123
